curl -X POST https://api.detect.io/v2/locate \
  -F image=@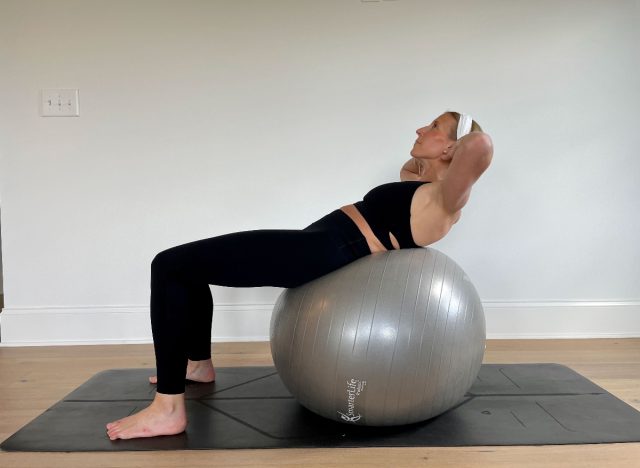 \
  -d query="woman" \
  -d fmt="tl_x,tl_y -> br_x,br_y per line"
106,111 -> 493,440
